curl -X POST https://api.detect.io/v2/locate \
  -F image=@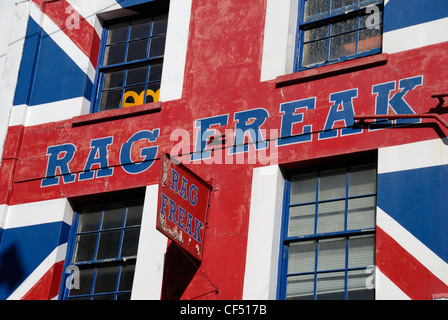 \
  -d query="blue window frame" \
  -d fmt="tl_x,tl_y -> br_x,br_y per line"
92,9 -> 168,113
295,0 -> 383,71
60,194 -> 144,300
277,162 -> 377,300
